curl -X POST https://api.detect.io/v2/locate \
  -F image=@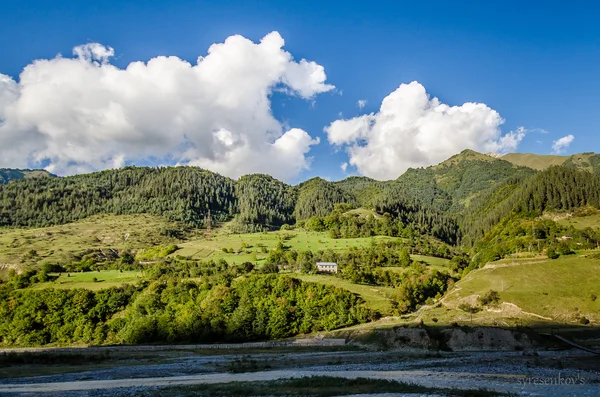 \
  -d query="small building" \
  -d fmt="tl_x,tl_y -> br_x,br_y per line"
316,262 -> 338,273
